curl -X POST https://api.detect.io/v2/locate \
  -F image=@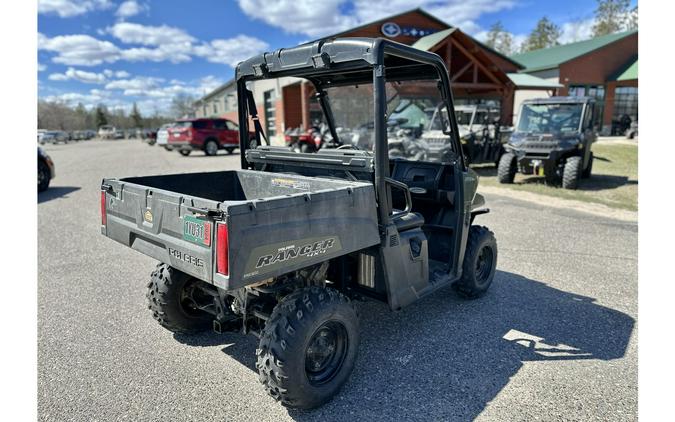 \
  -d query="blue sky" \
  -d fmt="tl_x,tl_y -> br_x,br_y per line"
38,0 -> 637,115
